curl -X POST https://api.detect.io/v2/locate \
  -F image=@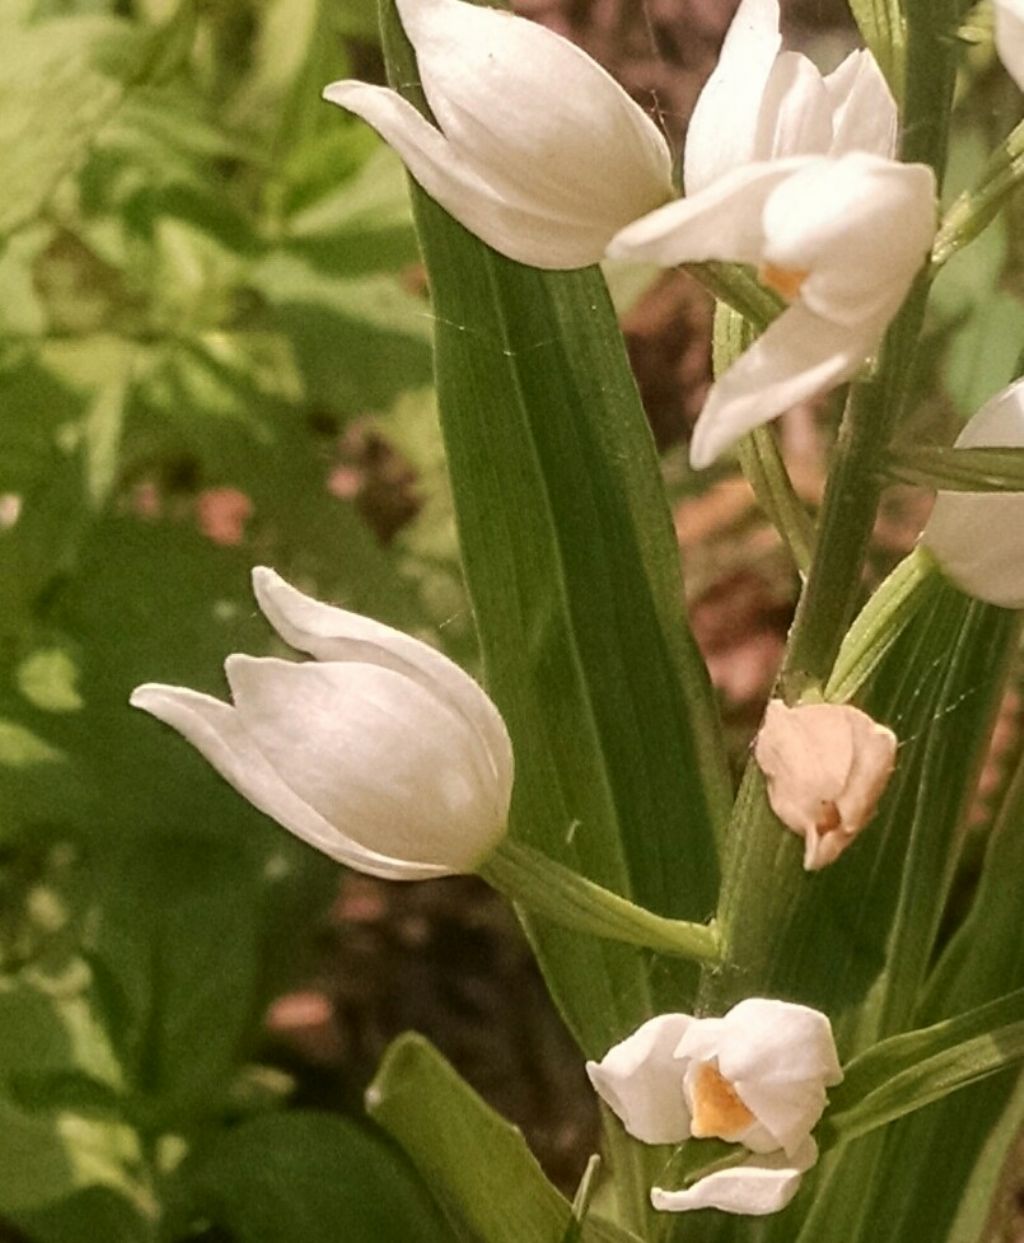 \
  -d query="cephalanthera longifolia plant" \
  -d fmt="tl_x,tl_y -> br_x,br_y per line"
130,0 -> 1024,1237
